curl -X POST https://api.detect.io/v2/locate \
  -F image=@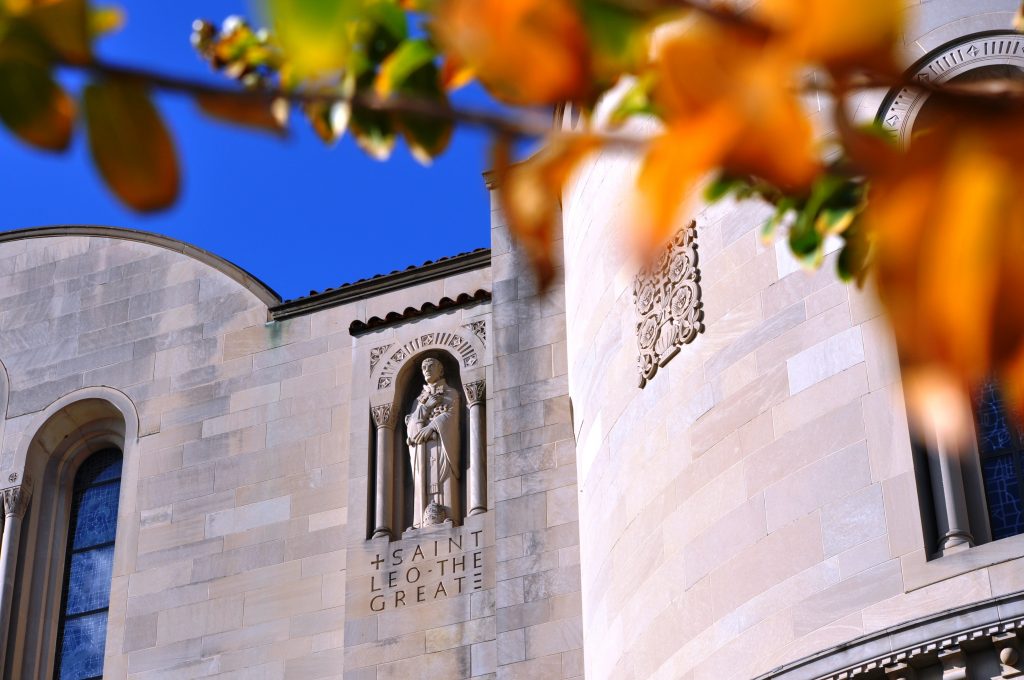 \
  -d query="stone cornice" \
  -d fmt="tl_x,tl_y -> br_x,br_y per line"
753,590 -> 1024,679
273,249 -> 491,322
0,225 -> 281,308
